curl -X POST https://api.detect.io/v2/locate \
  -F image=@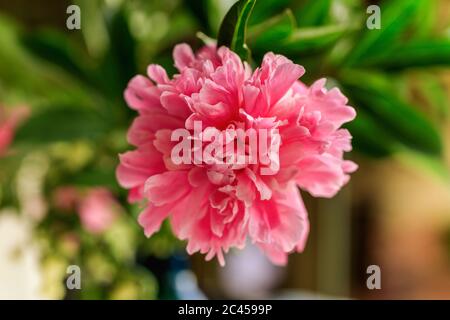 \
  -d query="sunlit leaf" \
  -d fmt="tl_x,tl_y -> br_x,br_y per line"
272,24 -> 349,56
411,0 -> 437,39
75,0 -> 109,58
249,0 -> 291,25
248,9 -> 295,51
295,0 -> 331,27
360,40 -> 450,70
396,150 -> 450,183
345,0 -> 421,65
415,72 -> 449,120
